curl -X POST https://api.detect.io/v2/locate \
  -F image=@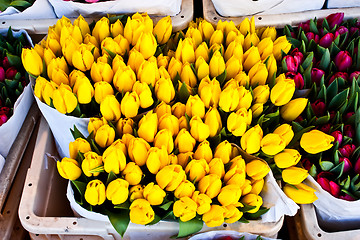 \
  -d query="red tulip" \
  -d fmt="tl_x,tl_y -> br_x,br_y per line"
344,125 -> 355,138
317,177 -> 331,192
299,20 -> 310,32
326,13 -> 344,29
331,130 -> 343,145
2,57 -> 10,70
0,107 -> 10,116
0,67 -> 4,82
334,51 -> 352,72
311,99 -> 326,117
339,193 -> 356,201
285,72 -> 304,89
5,67 -> 17,80
301,158 -> 313,171
329,181 -> 341,198
311,68 -> 325,86
349,71 -> 360,82
339,157 -> 352,174
0,114 -> 8,126
291,48 -> 304,66
339,144 -> 356,158
319,33 -> 334,48
283,55 -> 299,72
328,72 -> 348,85
354,157 -> 360,175
319,123 -> 331,133
306,32 -> 320,43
